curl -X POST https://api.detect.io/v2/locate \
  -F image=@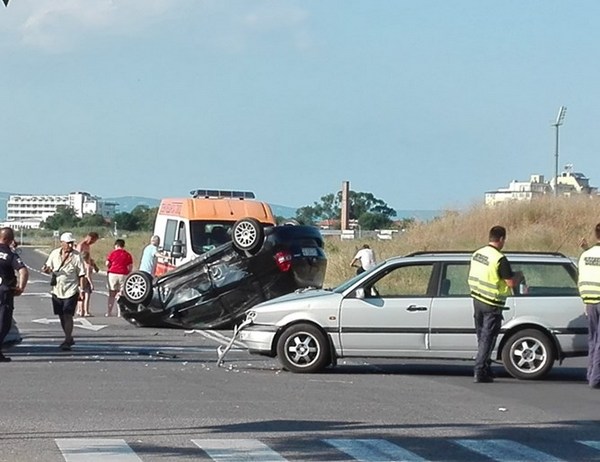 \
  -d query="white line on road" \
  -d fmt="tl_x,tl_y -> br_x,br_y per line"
578,440 -> 600,450
455,439 -> 565,462
325,438 -> 427,462
55,438 -> 143,461
192,439 -> 287,461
